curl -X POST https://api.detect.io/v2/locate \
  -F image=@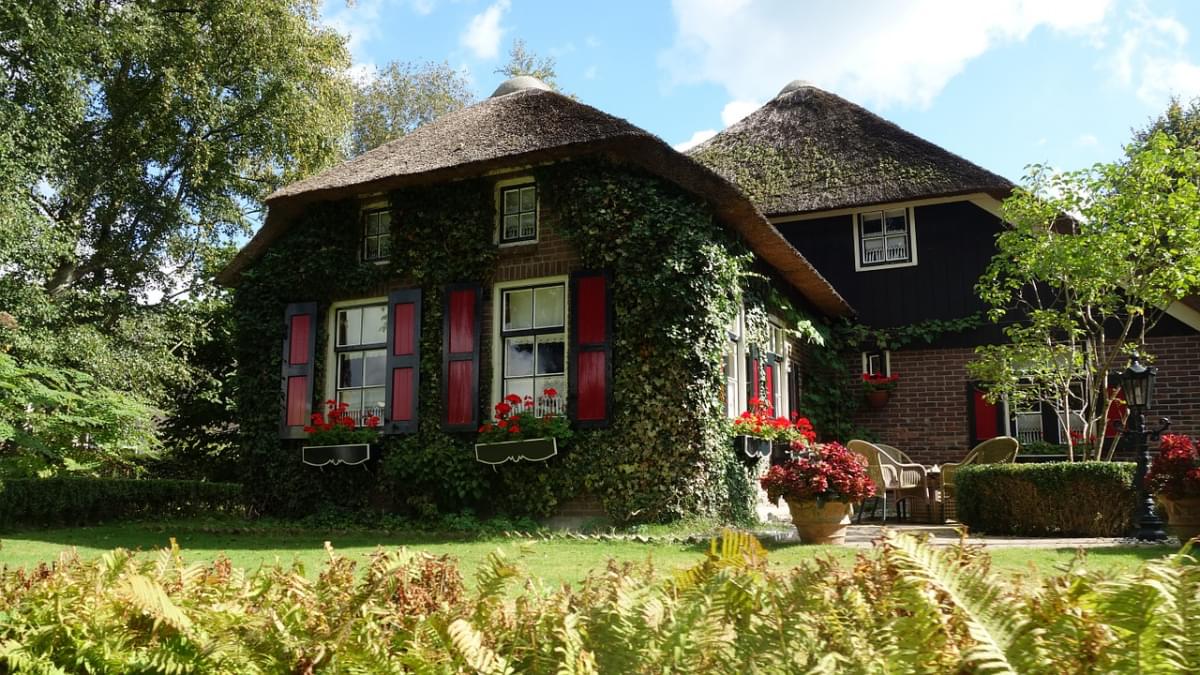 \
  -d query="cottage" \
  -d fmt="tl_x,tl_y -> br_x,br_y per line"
691,80 -> 1200,463
218,77 -> 849,521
